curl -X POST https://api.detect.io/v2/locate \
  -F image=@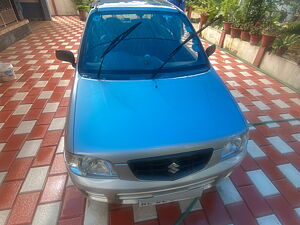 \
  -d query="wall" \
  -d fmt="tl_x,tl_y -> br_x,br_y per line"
0,20 -> 31,51
47,0 -> 77,16
201,26 -> 300,91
